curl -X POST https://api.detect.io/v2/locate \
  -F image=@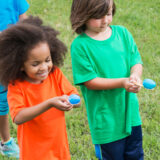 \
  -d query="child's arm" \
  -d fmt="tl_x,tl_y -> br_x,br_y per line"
129,64 -> 143,93
18,0 -> 29,20
84,64 -> 142,92
14,95 -> 73,125
19,13 -> 28,20
84,77 -> 134,91
130,64 -> 143,81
